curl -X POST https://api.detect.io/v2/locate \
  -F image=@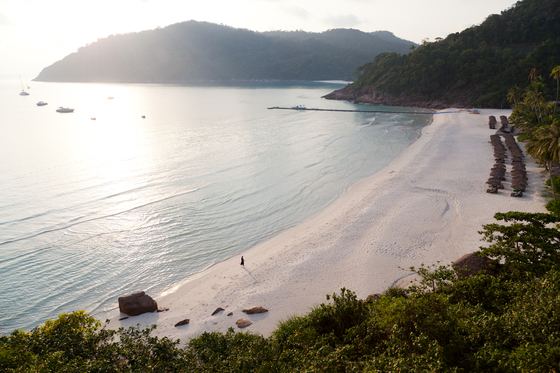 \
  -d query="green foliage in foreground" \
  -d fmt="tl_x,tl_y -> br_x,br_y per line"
3,211 -> 560,372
